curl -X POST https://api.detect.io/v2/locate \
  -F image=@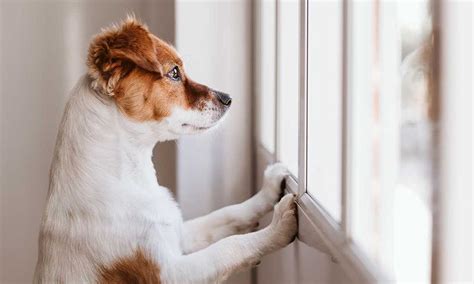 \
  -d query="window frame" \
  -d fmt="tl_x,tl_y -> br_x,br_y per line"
255,0 -> 386,281
253,0 -> 454,283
